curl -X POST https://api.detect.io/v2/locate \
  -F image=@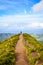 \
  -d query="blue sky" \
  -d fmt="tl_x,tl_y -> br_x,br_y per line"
0,0 -> 43,33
